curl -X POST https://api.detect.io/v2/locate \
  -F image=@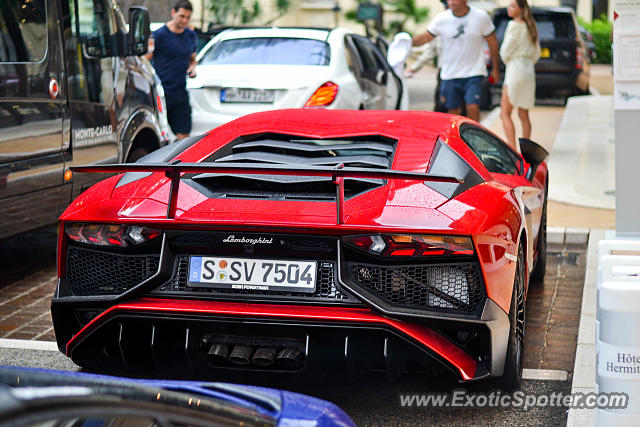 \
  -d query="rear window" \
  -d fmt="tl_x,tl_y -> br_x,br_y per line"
495,11 -> 576,41
200,37 -> 331,66
535,14 -> 575,40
